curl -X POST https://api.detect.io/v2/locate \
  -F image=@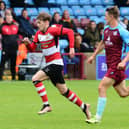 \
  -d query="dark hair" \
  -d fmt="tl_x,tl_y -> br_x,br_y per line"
21,9 -> 27,14
0,1 -> 6,10
37,12 -> 51,22
106,6 -> 119,19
